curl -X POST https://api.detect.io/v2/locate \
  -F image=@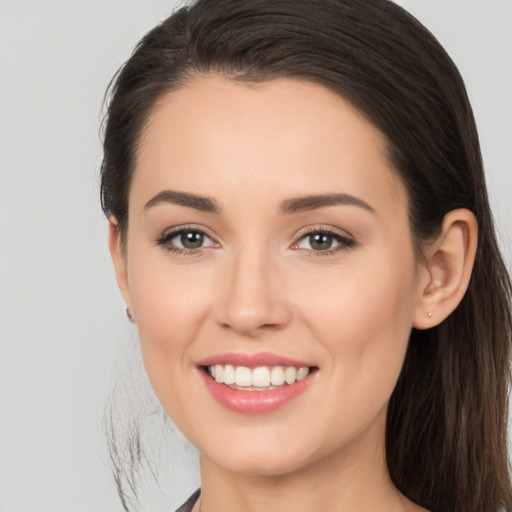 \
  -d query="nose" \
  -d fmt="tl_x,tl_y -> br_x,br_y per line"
213,248 -> 292,337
